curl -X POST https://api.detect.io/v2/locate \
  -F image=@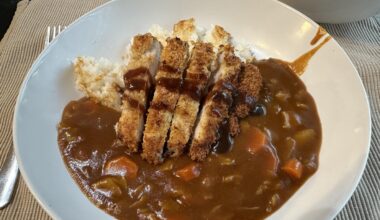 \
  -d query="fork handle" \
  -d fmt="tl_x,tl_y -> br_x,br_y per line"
0,148 -> 19,209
